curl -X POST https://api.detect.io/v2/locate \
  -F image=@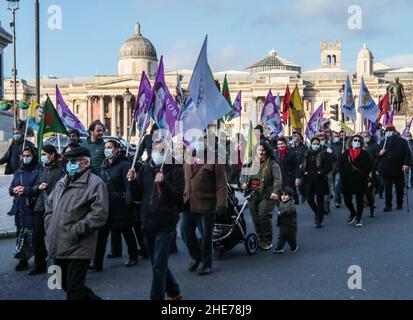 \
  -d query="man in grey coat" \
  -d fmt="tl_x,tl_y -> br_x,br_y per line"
44,147 -> 109,300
